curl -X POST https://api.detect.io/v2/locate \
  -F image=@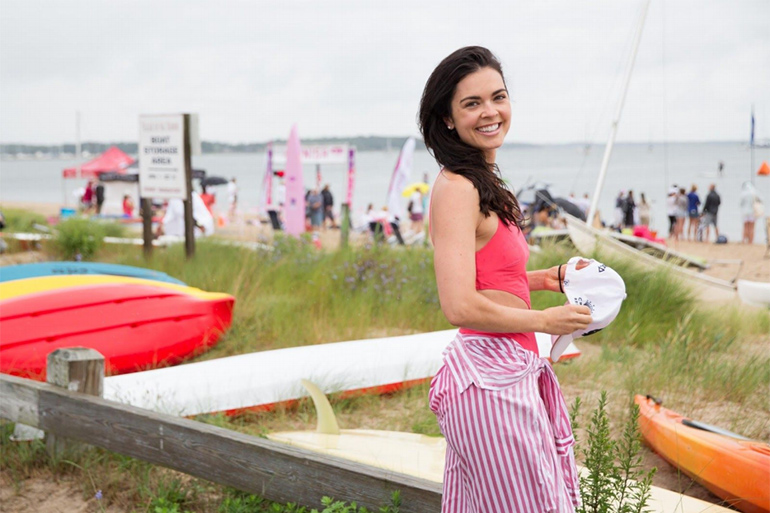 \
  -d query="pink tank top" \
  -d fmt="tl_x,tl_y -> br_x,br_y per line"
430,170 -> 538,355
458,217 -> 538,354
